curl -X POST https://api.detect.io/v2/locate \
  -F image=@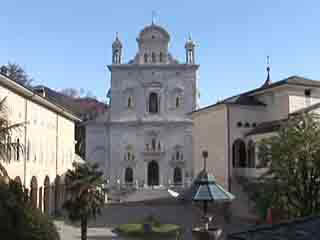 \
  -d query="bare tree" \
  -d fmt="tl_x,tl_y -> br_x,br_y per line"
1,62 -> 33,86
60,88 -> 80,98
